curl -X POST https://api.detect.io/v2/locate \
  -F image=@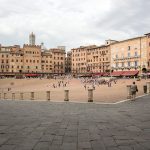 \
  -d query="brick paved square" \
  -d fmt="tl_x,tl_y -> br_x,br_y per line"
0,95 -> 150,150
